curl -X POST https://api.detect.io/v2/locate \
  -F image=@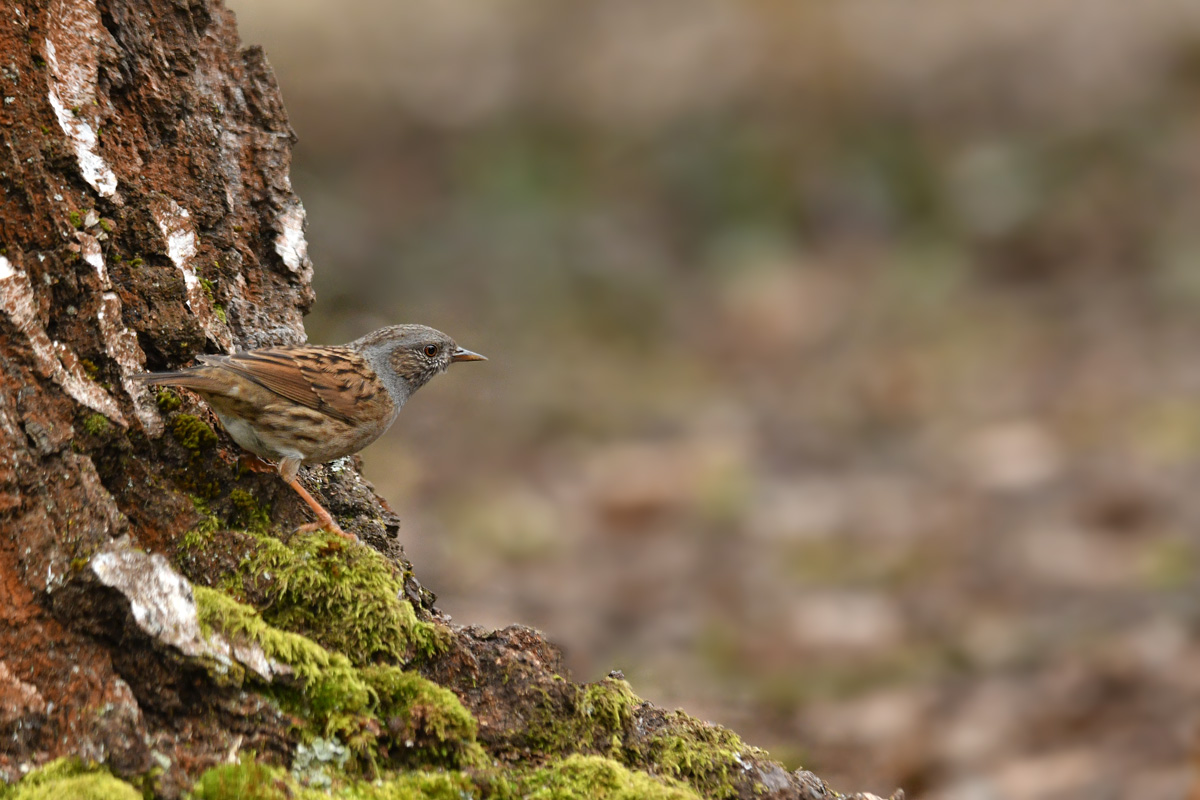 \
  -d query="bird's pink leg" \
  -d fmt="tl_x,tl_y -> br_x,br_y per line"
288,478 -> 356,540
